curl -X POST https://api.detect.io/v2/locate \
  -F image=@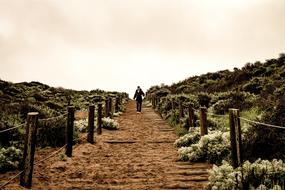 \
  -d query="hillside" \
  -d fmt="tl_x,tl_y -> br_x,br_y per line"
146,53 -> 285,161
0,80 -> 128,171
145,53 -> 285,189
149,53 -> 285,96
